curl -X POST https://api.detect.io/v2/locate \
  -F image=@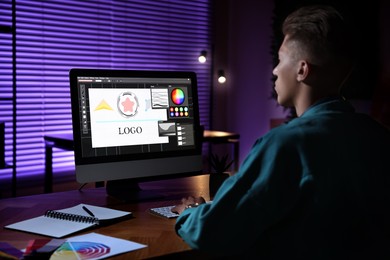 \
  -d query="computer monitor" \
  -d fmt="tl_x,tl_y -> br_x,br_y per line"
69,69 -> 203,201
